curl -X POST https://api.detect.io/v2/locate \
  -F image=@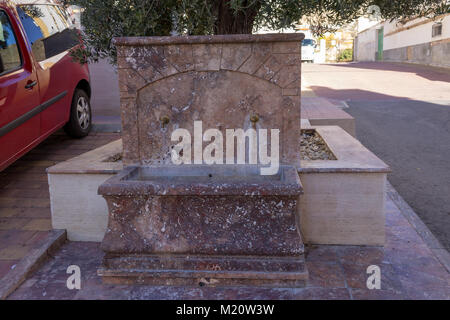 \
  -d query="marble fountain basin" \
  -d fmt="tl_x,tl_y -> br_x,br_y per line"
97,164 -> 308,286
